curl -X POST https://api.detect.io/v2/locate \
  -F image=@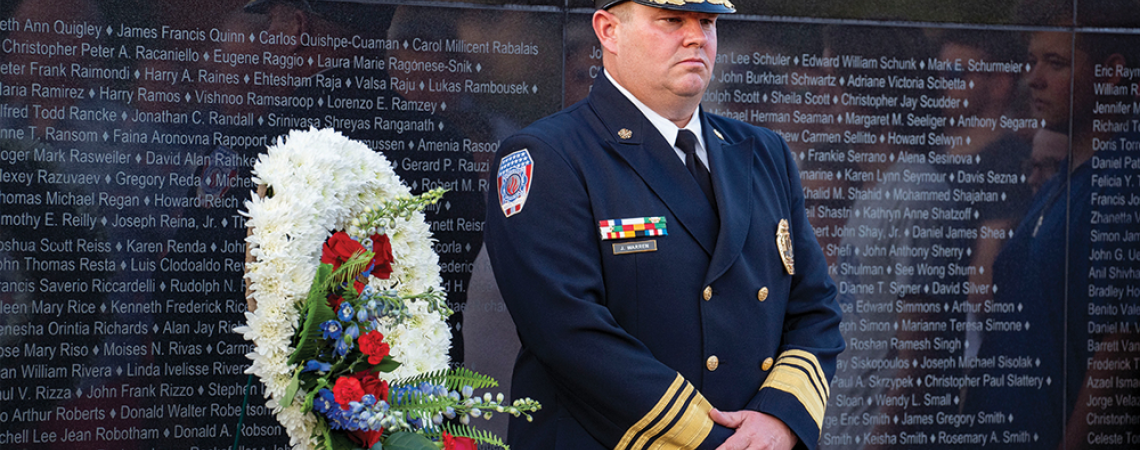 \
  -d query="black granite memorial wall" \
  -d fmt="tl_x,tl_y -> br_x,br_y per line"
1,0 -> 1137,449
